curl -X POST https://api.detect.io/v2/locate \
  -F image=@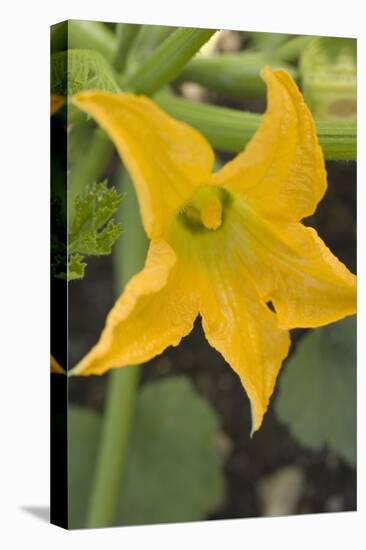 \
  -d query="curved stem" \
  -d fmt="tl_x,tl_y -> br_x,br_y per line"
176,52 -> 298,99
155,91 -> 357,161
